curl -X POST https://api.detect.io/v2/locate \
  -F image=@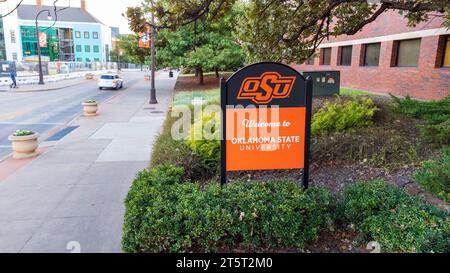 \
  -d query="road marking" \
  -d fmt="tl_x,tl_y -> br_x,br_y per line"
0,108 -> 33,122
